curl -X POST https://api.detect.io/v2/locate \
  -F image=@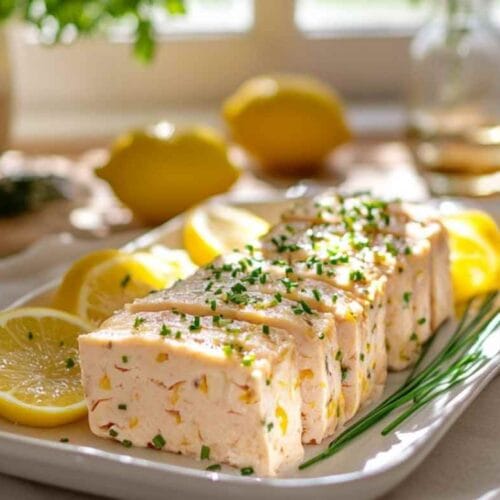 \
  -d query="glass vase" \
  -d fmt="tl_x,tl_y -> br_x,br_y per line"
407,0 -> 500,197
